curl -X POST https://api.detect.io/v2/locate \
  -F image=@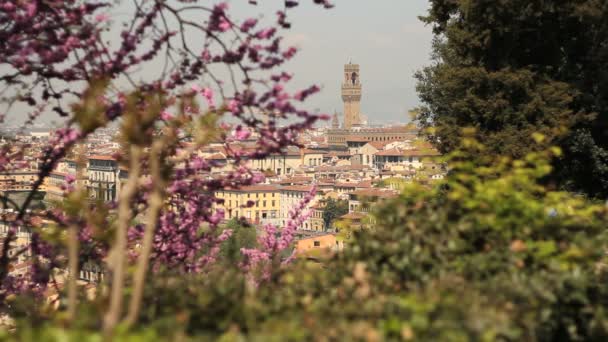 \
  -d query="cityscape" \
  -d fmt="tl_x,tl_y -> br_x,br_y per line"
0,62 -> 444,267
1,1 -> 607,340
